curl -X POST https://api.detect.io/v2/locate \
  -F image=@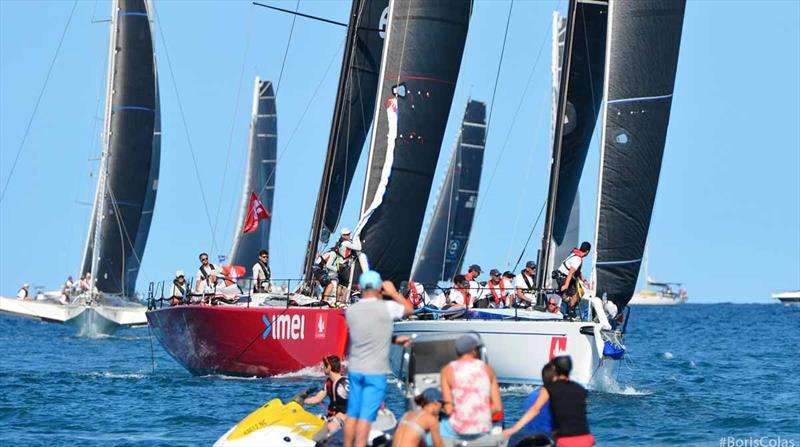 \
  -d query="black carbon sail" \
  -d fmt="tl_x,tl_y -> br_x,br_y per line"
411,100 -> 486,286
545,3 -> 607,285
79,0 -> 160,296
355,0 -> 473,285
536,0 -> 607,294
593,0 -> 686,309
228,78 -> 277,267
302,0 -> 388,280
